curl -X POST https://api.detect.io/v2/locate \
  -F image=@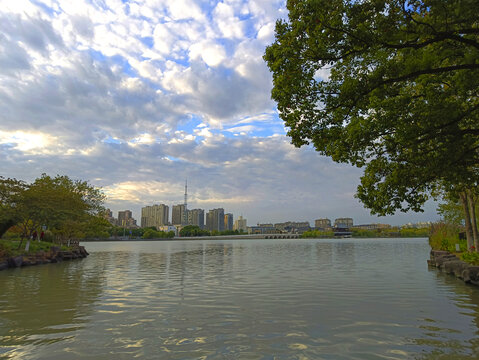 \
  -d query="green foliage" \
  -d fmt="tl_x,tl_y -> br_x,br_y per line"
0,239 -> 70,258
180,225 -> 210,237
302,230 -> 335,238
264,0 -> 479,215
351,229 -> 378,238
460,252 -> 479,266
0,174 -> 106,241
0,177 -> 26,237
437,188 -> 479,227
429,223 -> 464,252
142,228 -> 174,239
302,227 -> 428,238
179,226 -> 246,237
83,216 -> 112,239
399,227 -> 430,238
